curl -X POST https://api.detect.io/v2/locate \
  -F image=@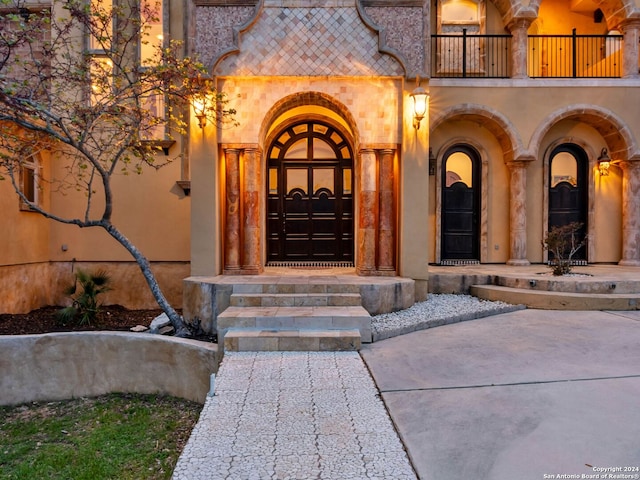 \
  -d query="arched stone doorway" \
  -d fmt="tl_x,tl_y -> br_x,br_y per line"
441,144 -> 482,262
266,119 -> 354,265
548,143 -> 589,261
